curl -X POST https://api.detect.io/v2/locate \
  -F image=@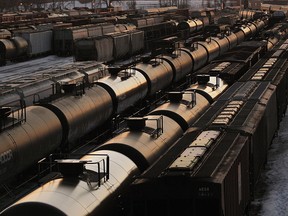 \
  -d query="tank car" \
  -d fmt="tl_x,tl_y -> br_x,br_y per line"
239,9 -> 265,20
0,36 -> 28,65
0,105 -> 63,184
233,19 -> 267,45
177,18 -> 204,38
0,62 -> 108,108
193,40 -> 268,85
0,60 -> 229,216
0,18 -> 268,186
121,35 -> 288,216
